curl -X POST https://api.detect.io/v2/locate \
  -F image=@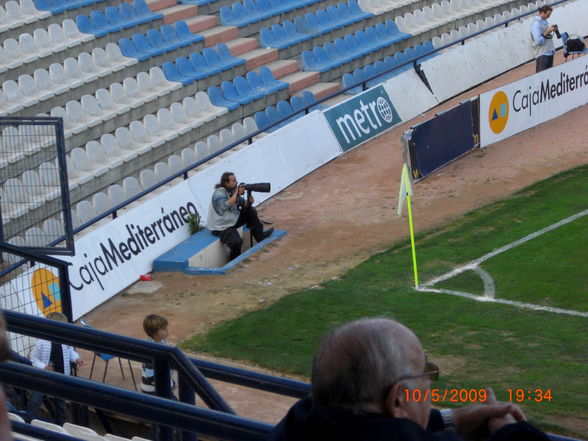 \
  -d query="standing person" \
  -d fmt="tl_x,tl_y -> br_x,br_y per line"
141,314 -> 177,440
531,5 -> 557,73
207,172 -> 273,260
0,310 -> 14,441
25,312 -> 84,425
269,317 -> 550,441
